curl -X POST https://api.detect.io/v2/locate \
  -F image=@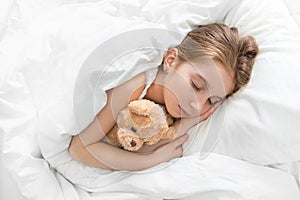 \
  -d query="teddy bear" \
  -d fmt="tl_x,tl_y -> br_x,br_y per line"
105,99 -> 176,151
